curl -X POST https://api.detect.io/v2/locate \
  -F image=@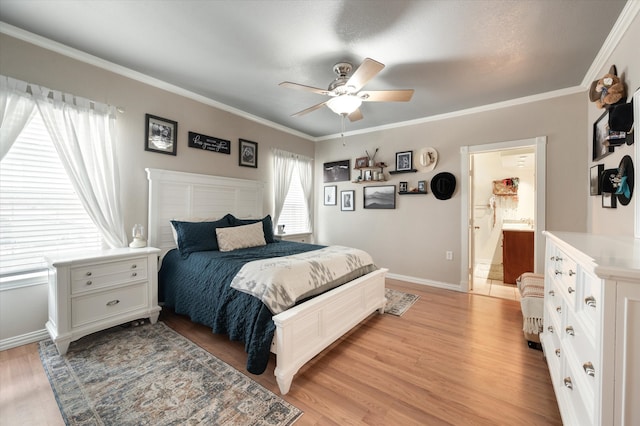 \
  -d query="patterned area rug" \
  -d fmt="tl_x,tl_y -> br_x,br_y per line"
39,322 -> 302,426
385,288 -> 419,316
